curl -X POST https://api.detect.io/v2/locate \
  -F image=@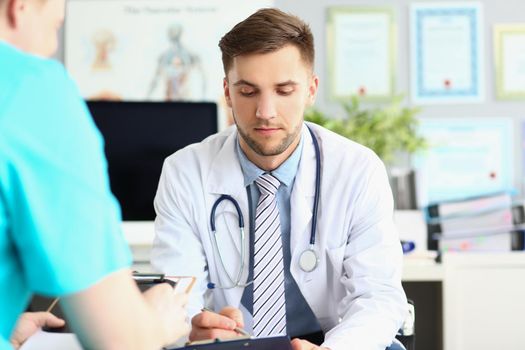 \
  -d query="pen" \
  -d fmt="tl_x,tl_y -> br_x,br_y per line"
181,276 -> 196,294
46,298 -> 59,313
201,307 -> 250,336
165,275 -> 197,294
